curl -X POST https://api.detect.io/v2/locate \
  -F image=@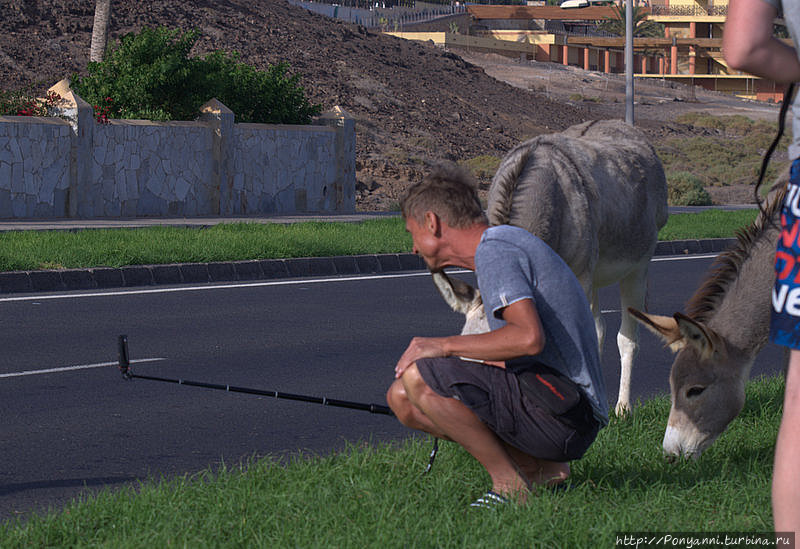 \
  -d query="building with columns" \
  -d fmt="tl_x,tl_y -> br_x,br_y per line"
463,0 -> 787,101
